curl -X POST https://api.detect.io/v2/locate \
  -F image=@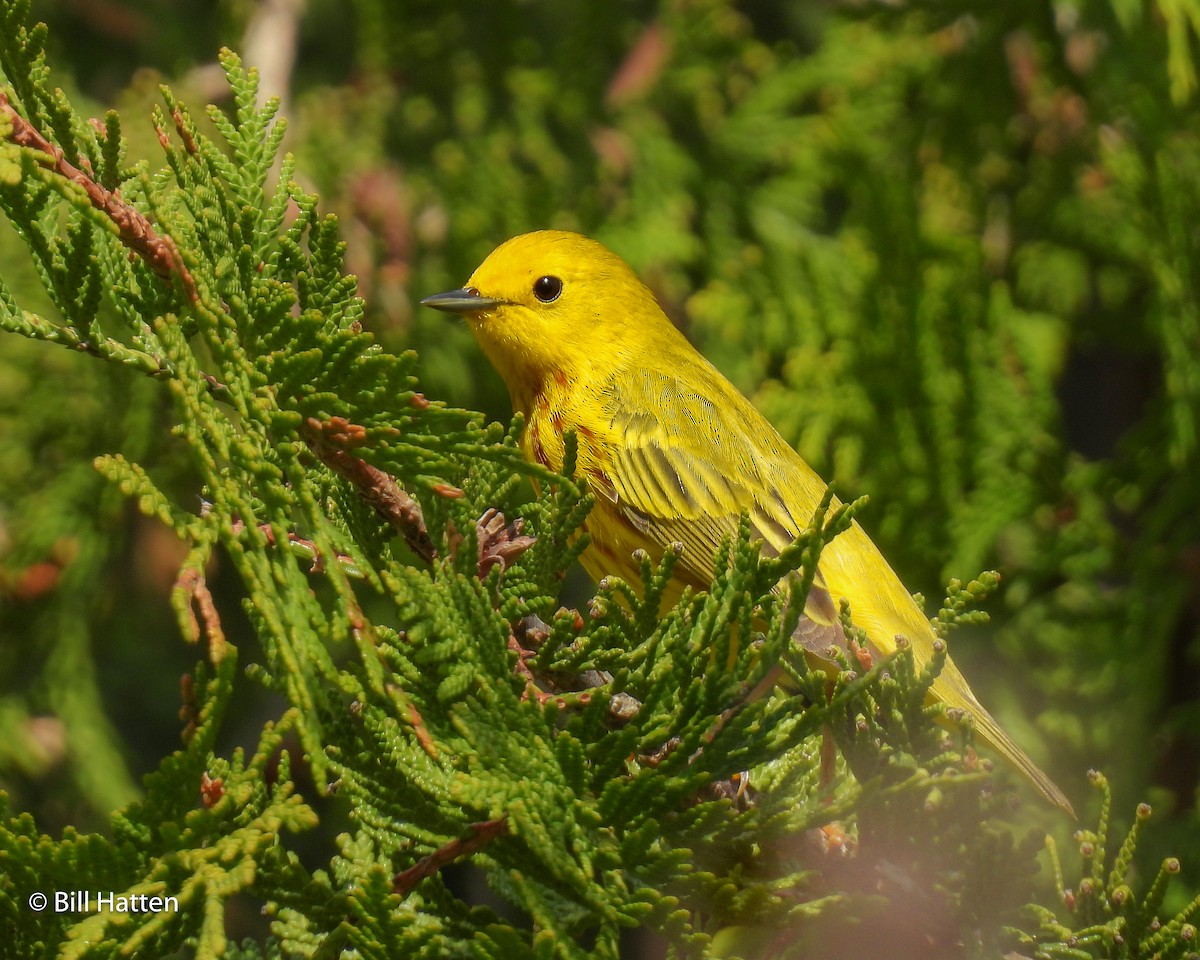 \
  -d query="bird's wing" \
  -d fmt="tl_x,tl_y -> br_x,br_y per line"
592,367 -> 849,658
589,368 -> 1074,814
